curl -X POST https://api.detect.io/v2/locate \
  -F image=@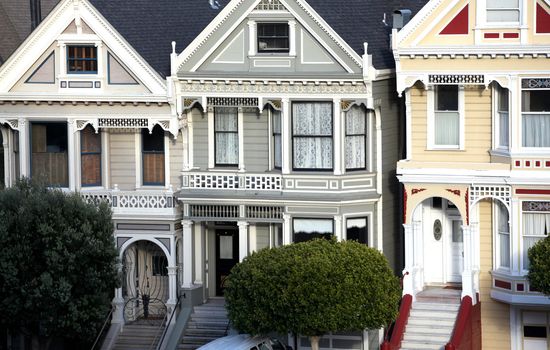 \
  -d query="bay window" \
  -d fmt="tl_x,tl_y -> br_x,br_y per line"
496,85 -> 509,148
292,102 -> 333,170
293,218 -> 334,243
345,105 -> 367,170
522,79 -> 550,148
215,107 -> 239,166
346,217 -> 368,244
142,126 -> 165,186
522,201 -> 550,270
433,85 -> 460,148
81,125 -> 101,186
496,202 -> 510,269
31,122 -> 68,187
